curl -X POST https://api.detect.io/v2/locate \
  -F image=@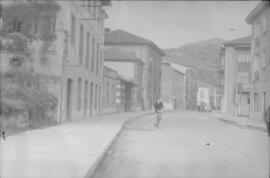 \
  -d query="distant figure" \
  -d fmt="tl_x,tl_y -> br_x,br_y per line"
264,105 -> 270,136
154,99 -> 164,129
